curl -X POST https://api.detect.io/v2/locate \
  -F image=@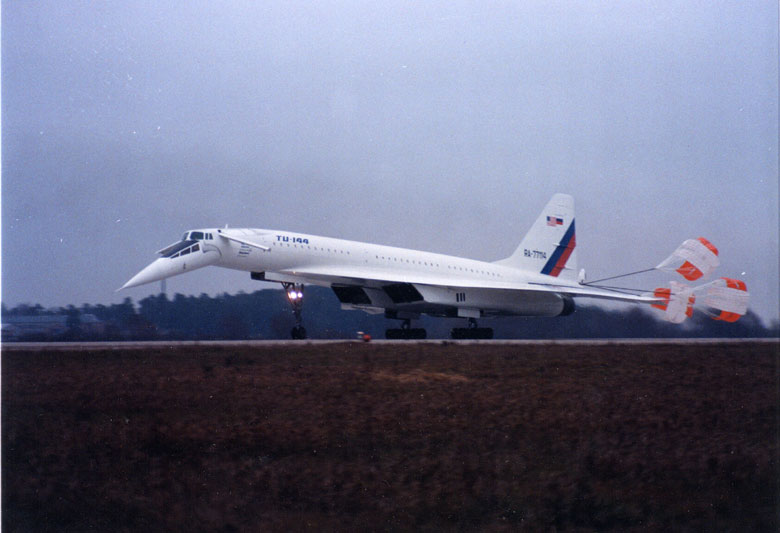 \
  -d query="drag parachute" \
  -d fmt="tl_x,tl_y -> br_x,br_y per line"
648,277 -> 749,324
650,281 -> 696,323
703,277 -> 749,322
655,237 -> 719,281
585,235 -> 749,325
